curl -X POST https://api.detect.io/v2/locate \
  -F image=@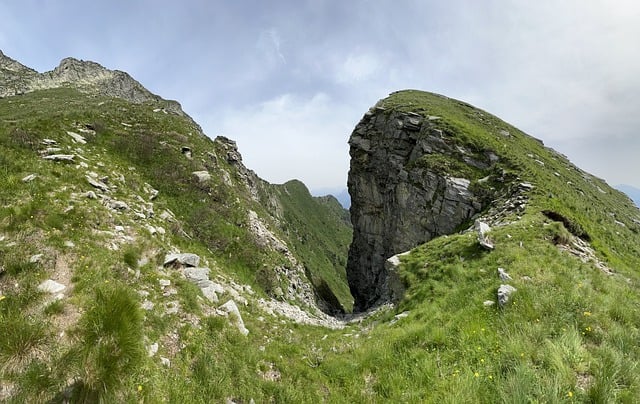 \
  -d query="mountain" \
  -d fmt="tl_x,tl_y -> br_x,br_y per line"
2,53 -> 640,402
311,187 -> 351,208
616,184 -> 640,207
